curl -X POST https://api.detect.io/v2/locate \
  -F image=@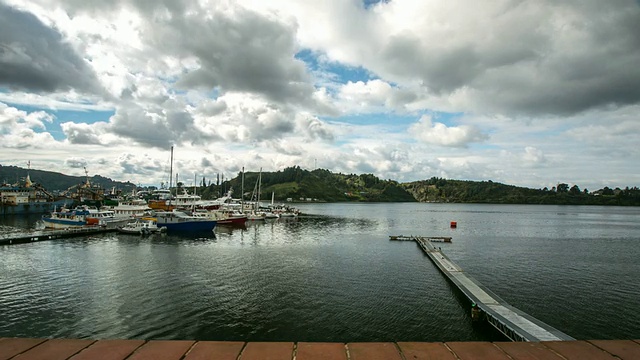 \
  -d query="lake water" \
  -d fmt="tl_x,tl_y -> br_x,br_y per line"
1,203 -> 639,342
